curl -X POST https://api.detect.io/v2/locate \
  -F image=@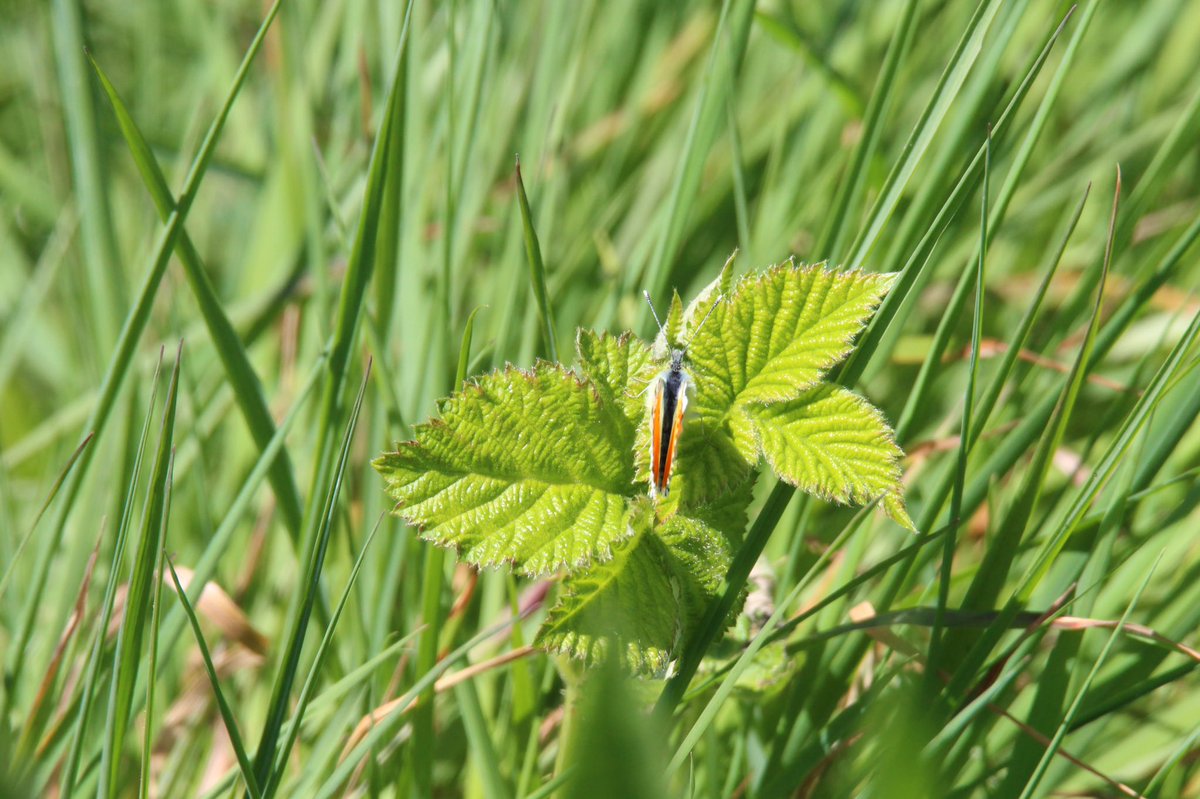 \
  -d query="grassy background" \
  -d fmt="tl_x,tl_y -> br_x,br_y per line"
3,0 -> 1200,796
